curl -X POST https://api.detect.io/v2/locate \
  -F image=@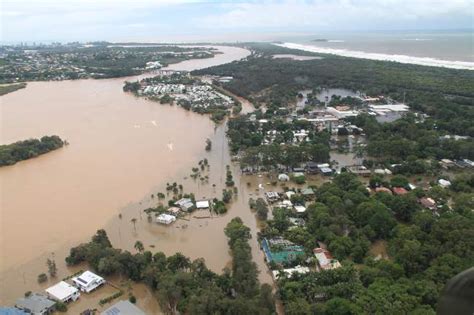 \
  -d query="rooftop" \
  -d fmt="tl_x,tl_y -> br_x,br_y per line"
45,281 -> 79,301
101,300 -> 146,315
15,293 -> 55,314
72,270 -> 104,287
